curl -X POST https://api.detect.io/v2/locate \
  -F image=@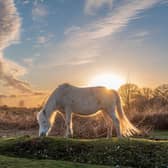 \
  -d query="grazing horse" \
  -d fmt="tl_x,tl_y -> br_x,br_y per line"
37,83 -> 140,138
